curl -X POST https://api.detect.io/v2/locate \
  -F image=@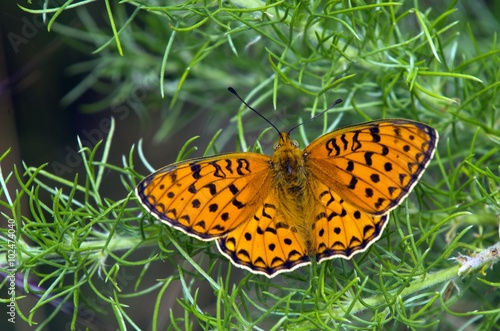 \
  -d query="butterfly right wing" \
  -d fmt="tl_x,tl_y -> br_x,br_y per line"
304,120 -> 438,215
311,181 -> 388,263
136,153 -> 273,240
